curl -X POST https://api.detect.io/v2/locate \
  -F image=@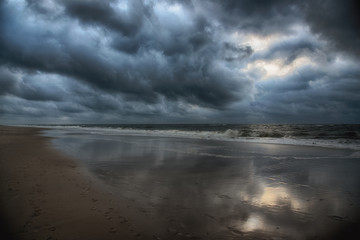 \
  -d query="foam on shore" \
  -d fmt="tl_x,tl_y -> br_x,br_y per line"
31,125 -> 360,151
